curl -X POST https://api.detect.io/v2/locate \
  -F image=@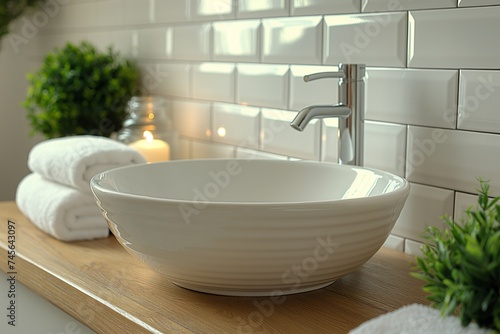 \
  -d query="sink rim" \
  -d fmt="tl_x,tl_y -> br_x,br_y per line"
91,158 -> 410,207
